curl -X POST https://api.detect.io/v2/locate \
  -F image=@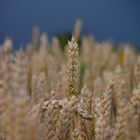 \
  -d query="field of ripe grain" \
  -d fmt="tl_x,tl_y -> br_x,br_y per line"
0,23 -> 140,140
